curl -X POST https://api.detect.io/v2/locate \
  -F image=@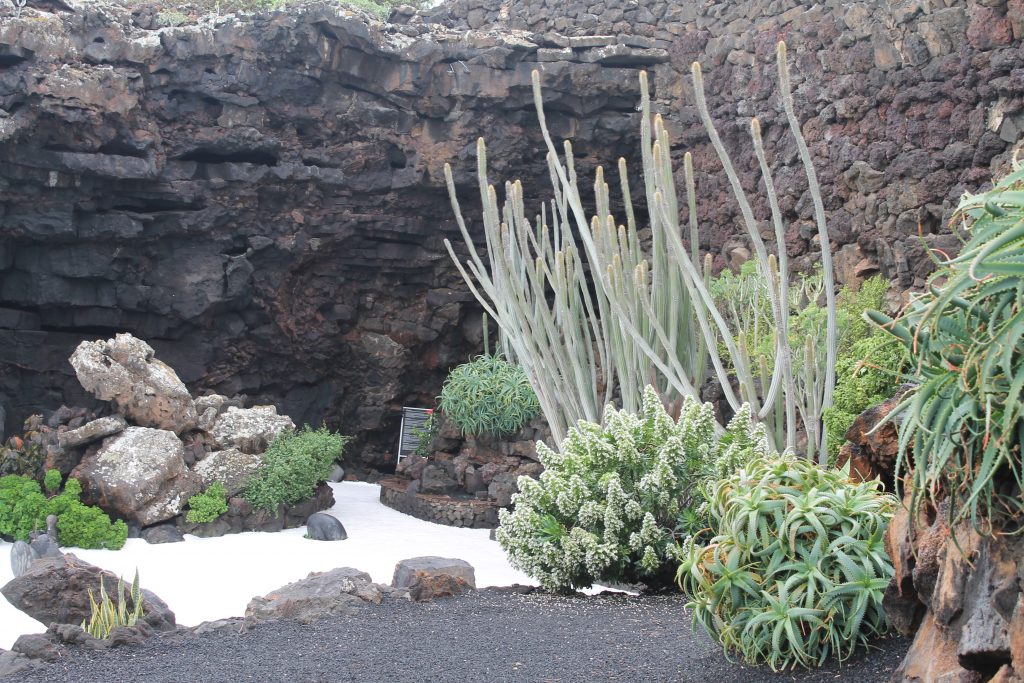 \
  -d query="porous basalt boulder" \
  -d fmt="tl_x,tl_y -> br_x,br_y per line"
392,556 -> 476,601
69,335 -> 197,434
192,447 -> 264,496
0,553 -> 176,632
56,414 -> 128,450
209,406 -> 295,454
245,567 -> 402,624
886,502 -> 1024,682
72,426 -> 201,526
